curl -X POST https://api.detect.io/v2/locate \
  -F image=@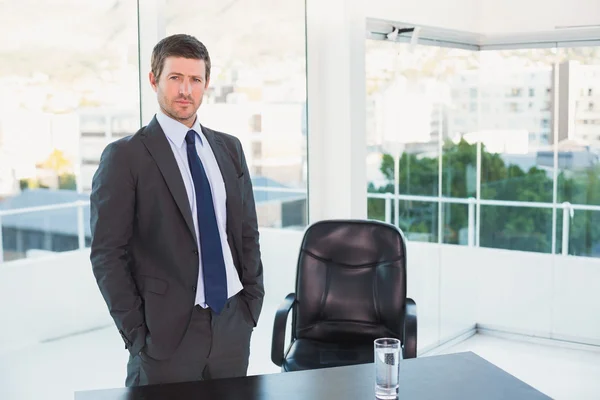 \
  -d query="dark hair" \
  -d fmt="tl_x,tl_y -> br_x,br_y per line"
151,34 -> 211,80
